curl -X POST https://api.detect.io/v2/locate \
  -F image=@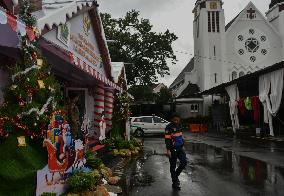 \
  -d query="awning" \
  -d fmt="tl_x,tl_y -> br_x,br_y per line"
201,61 -> 284,96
